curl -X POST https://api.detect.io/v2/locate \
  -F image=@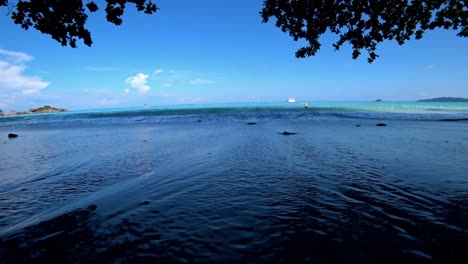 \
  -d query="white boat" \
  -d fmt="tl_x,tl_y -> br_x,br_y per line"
286,98 -> 296,103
